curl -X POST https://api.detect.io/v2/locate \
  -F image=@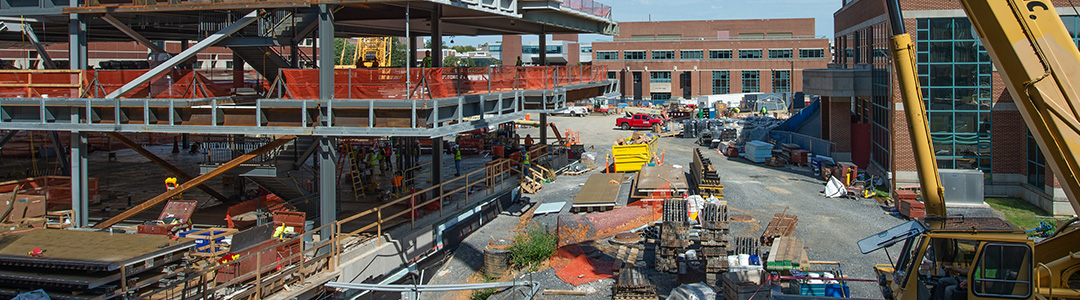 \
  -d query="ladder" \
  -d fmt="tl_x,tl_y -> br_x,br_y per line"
347,144 -> 365,202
